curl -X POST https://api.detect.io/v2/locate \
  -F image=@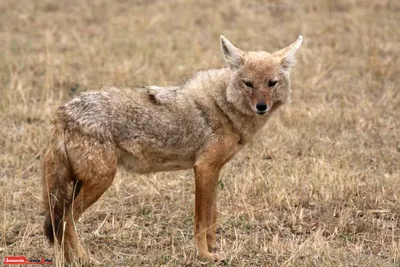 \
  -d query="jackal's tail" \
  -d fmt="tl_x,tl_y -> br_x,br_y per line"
42,118 -> 81,244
